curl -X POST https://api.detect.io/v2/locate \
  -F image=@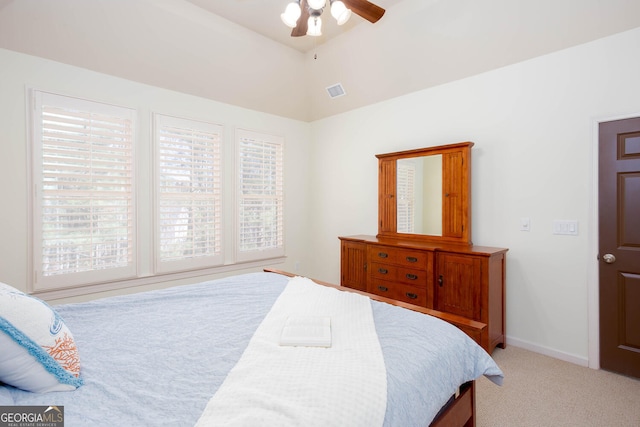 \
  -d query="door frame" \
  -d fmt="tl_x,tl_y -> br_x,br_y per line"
588,111 -> 640,370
